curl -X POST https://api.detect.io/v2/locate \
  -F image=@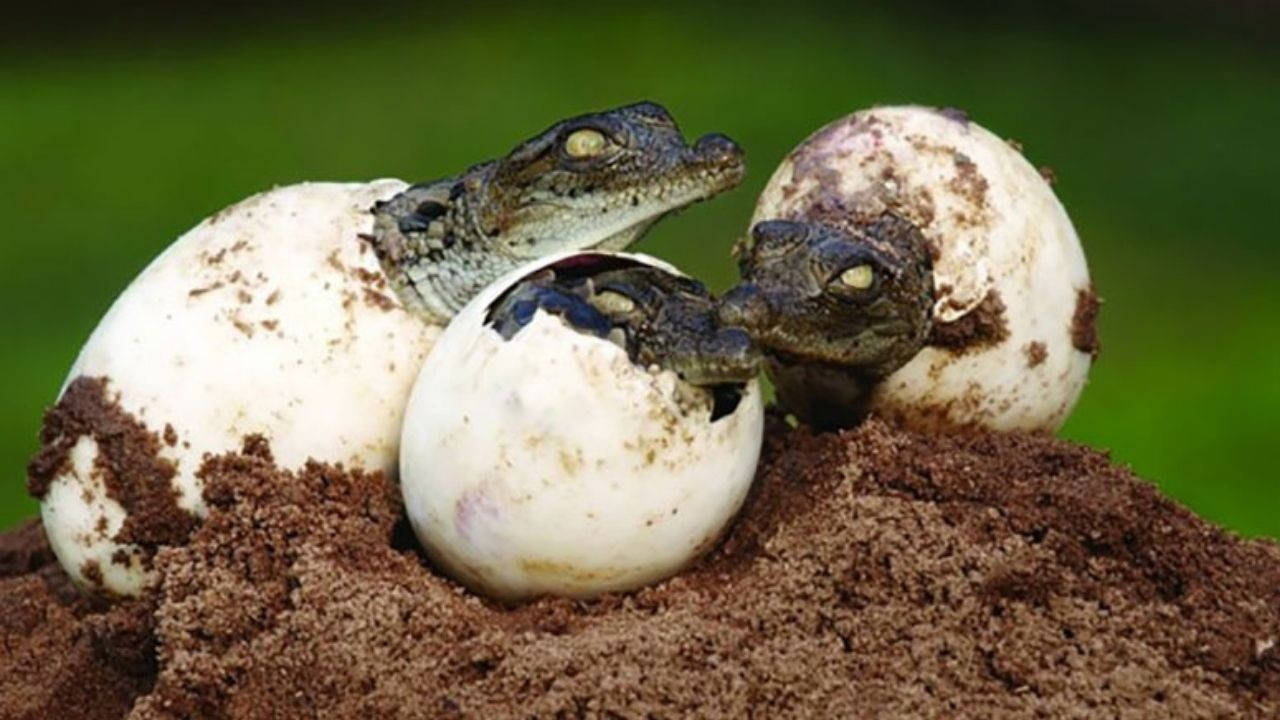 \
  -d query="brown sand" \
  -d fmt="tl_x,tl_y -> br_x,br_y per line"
2,419 -> 1278,718
0,521 -> 155,719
